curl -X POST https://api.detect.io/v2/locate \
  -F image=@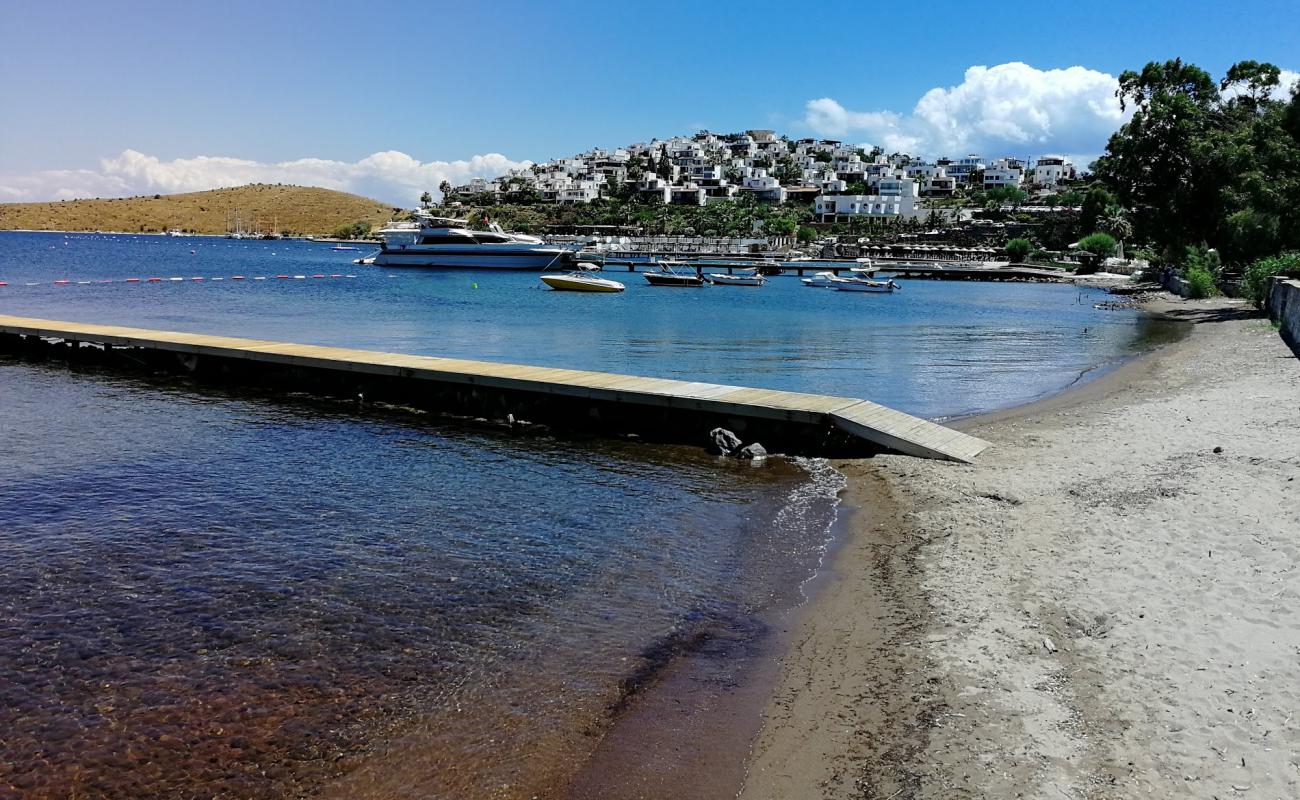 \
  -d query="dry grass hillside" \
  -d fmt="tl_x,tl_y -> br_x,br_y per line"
0,184 -> 401,236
